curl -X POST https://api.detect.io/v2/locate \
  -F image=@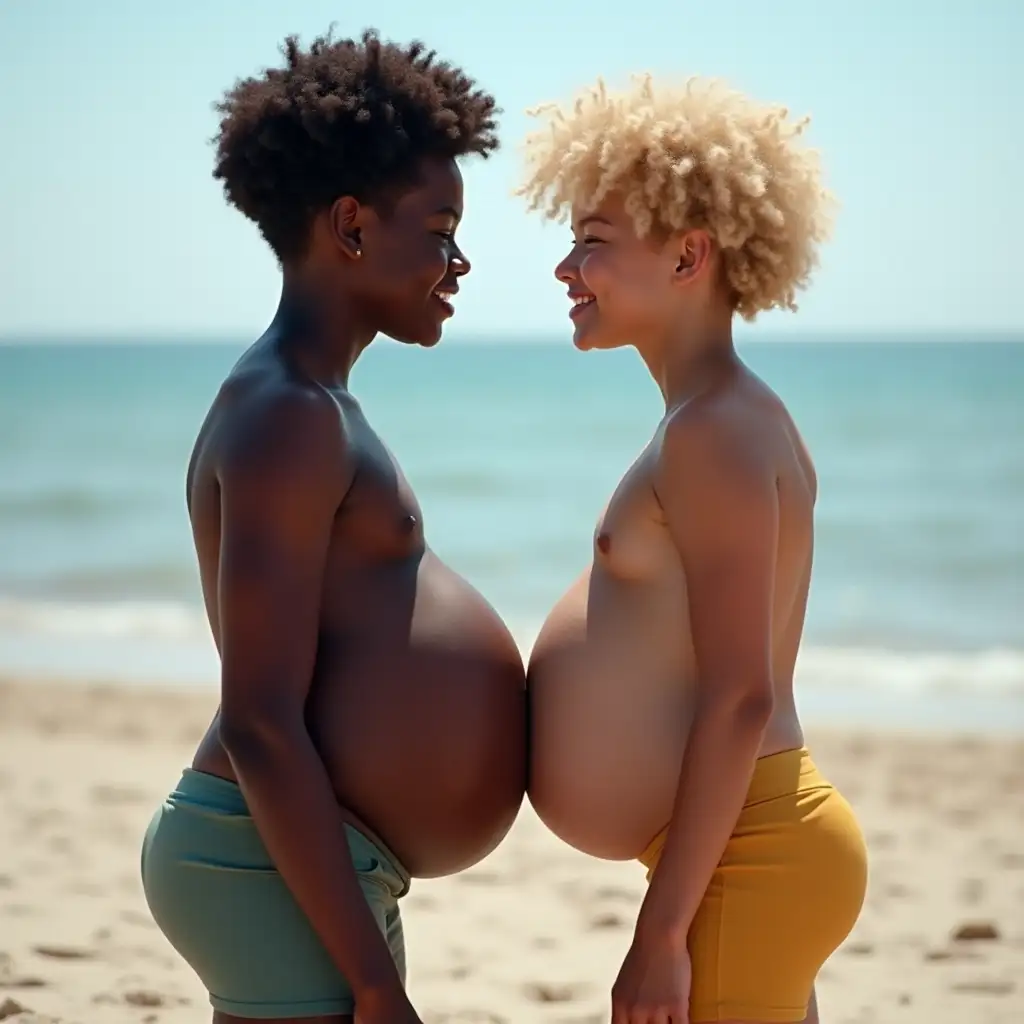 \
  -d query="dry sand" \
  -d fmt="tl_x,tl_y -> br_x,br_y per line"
0,677 -> 1021,1024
